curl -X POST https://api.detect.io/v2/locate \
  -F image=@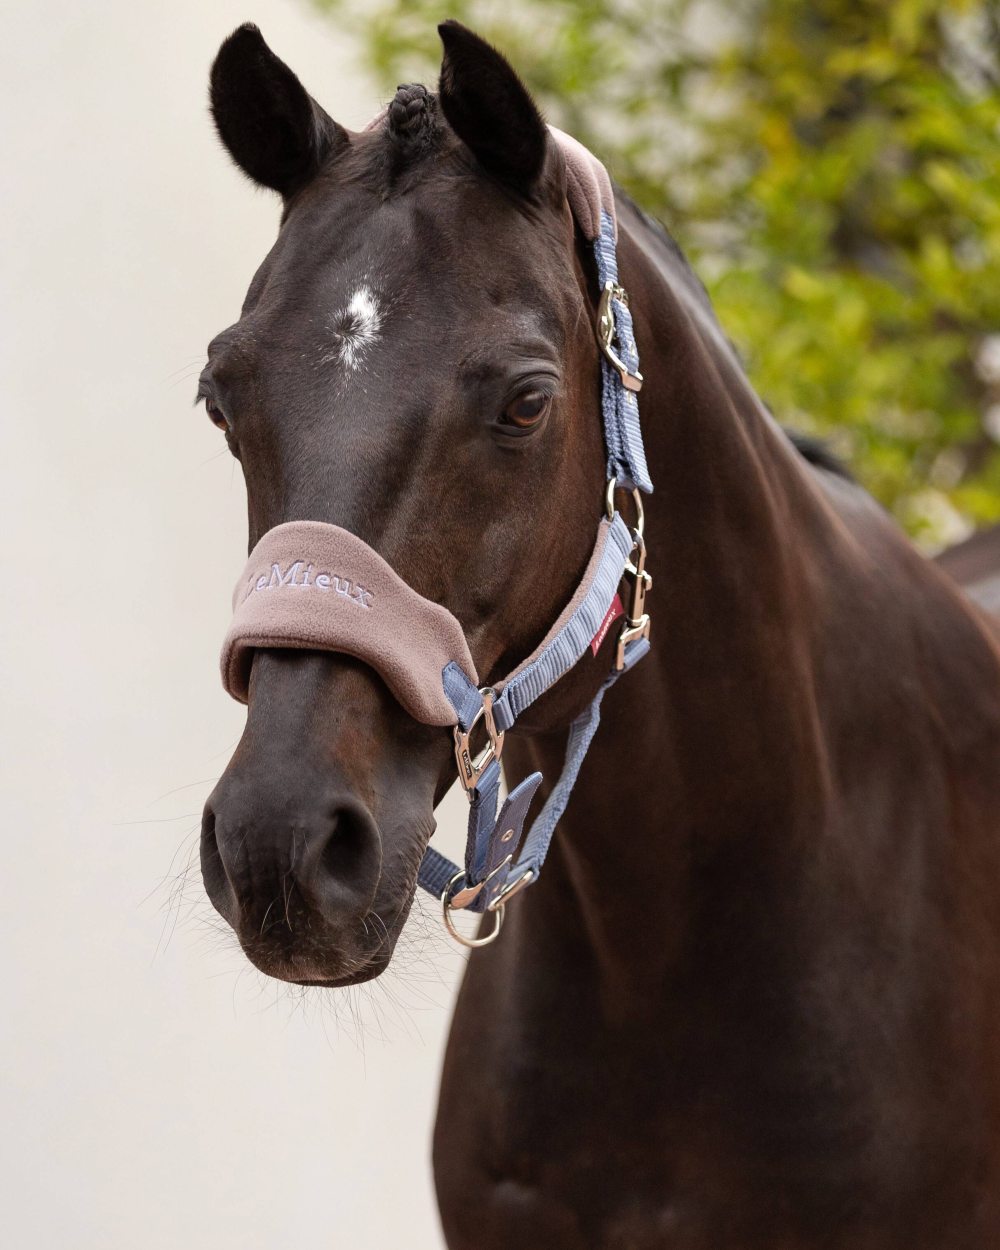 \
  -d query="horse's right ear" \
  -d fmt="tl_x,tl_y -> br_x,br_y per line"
437,21 -> 547,191
209,24 -> 347,198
